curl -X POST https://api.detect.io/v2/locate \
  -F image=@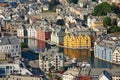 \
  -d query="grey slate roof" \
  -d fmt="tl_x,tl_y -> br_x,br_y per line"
0,36 -> 20,45
99,70 -> 112,80
40,49 -> 63,61
90,68 -> 120,76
